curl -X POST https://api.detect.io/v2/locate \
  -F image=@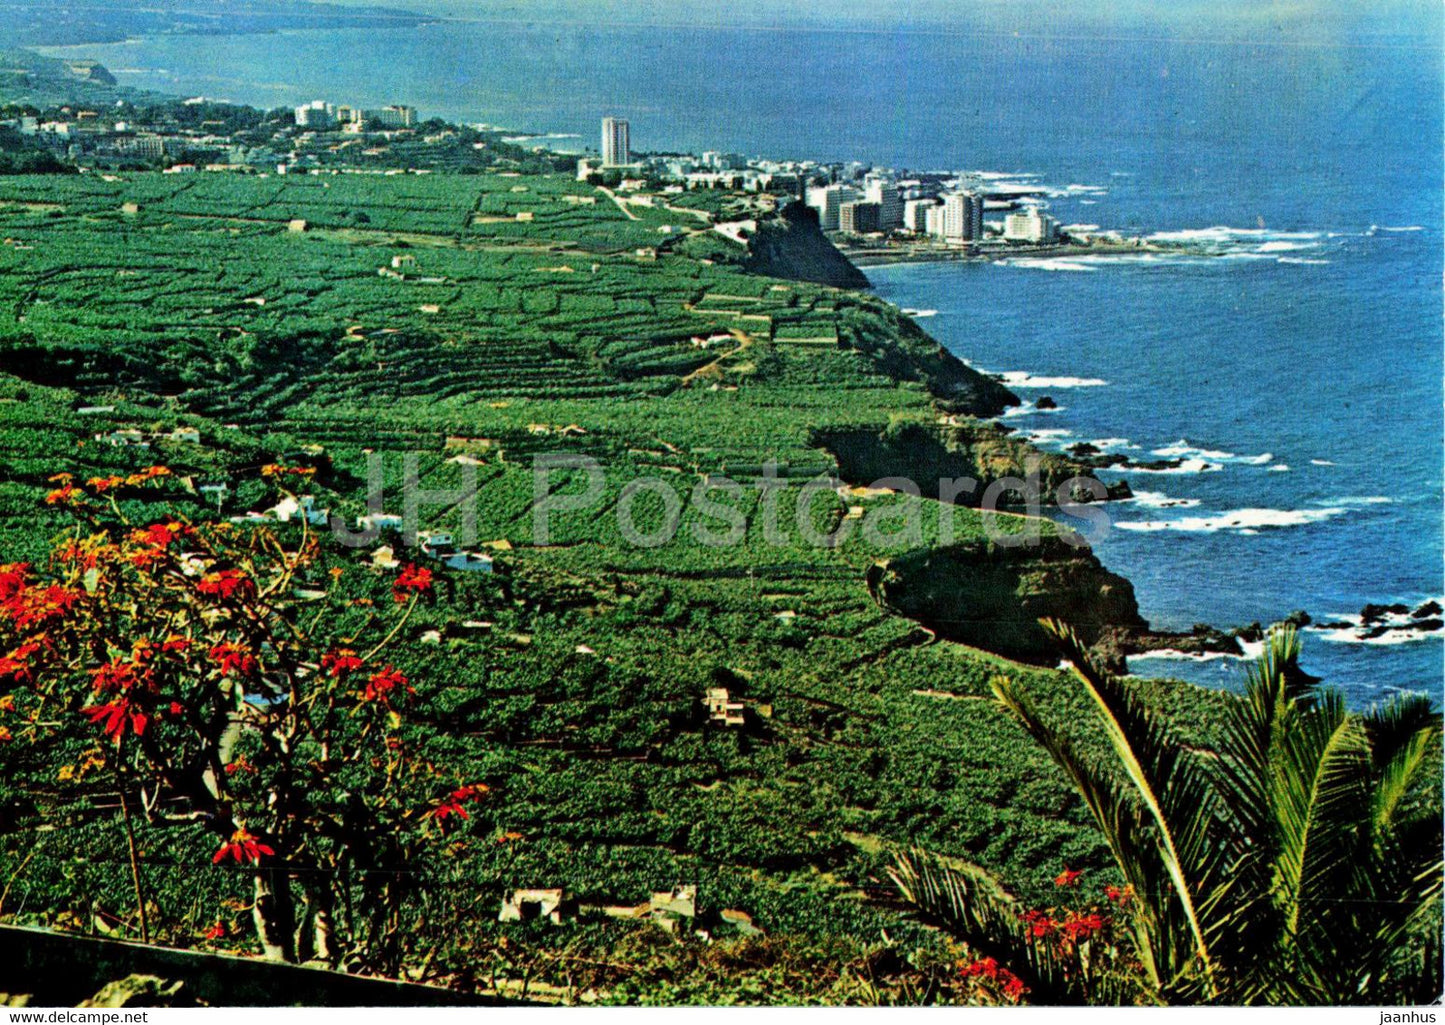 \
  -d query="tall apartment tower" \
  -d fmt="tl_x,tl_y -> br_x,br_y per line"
601,116 -> 631,166
941,191 -> 984,241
